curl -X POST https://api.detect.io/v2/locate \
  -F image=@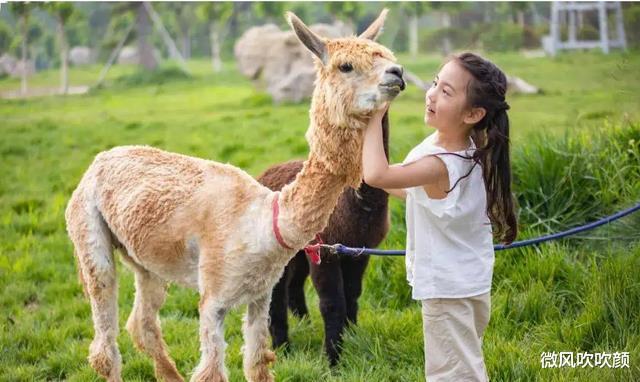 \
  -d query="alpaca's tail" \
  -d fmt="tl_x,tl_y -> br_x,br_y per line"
65,174 -> 116,300
65,162 -> 123,380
